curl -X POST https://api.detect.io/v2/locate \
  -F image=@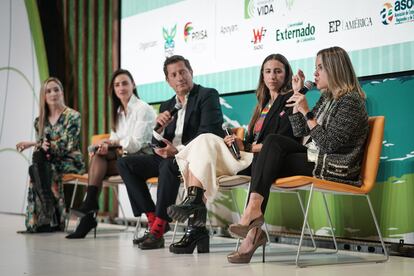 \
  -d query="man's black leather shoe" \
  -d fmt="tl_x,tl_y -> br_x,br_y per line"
138,233 -> 165,250
133,223 -> 170,245
133,230 -> 149,245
